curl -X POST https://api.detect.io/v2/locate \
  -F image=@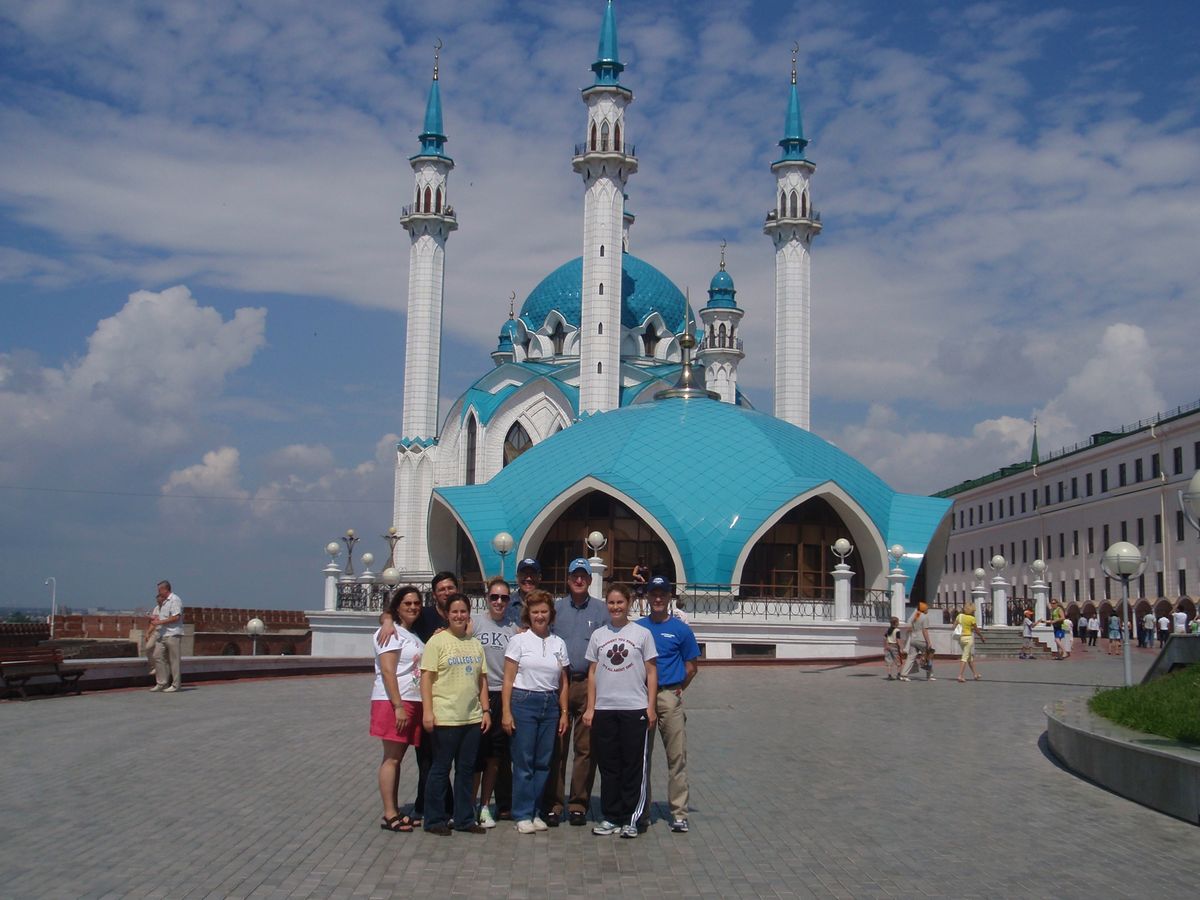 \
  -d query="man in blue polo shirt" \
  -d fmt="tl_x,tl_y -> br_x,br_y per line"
638,576 -> 700,833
